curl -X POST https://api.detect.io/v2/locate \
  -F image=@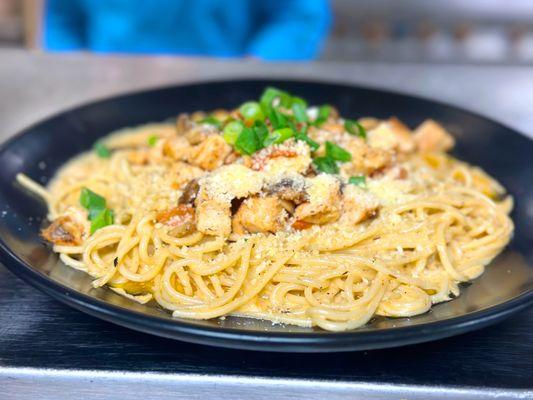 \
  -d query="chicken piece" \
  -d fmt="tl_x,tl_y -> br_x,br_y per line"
185,127 -> 210,145
176,114 -> 193,135
249,140 -> 311,174
387,117 -> 416,153
265,175 -> 308,204
294,174 -> 341,225
178,179 -> 200,205
232,196 -> 288,234
367,118 -> 415,153
413,119 -> 455,153
199,164 -> 264,203
357,117 -> 380,131
156,204 -> 195,237
164,134 -> 232,171
321,122 -> 345,135
189,135 -> 232,171
163,135 -> 192,160
342,138 -> 392,176
341,185 -> 379,225
195,198 -> 232,237
42,207 -> 88,246
169,162 -> 204,190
